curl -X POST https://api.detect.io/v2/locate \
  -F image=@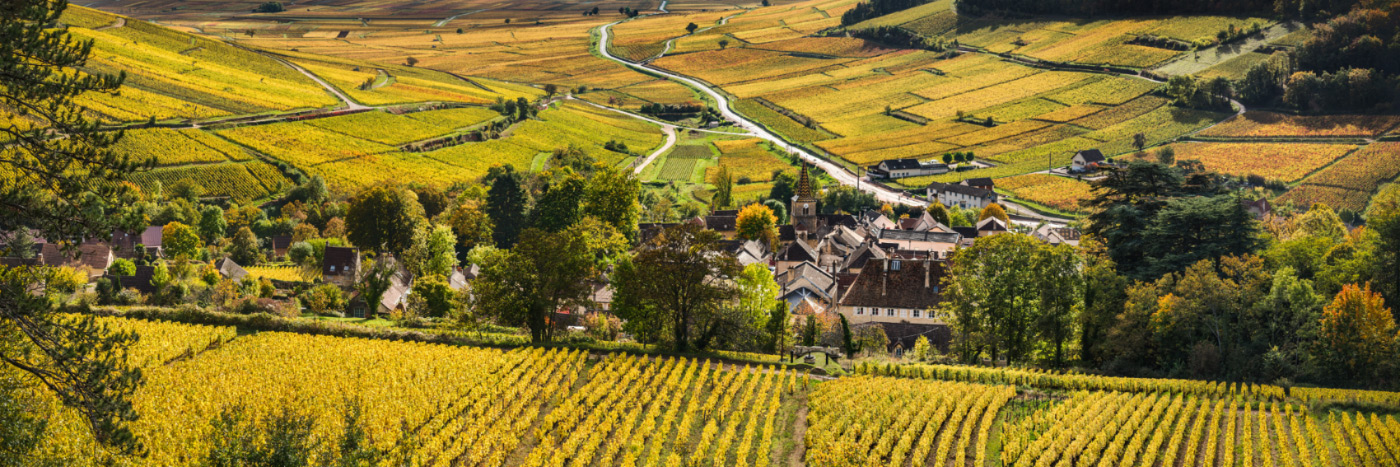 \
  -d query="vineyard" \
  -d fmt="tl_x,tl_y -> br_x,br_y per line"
1199,112 -> 1400,139
1140,142 -> 1356,183
126,161 -> 293,203
997,174 -> 1093,213
16,316 -> 1400,466
709,138 -> 793,183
